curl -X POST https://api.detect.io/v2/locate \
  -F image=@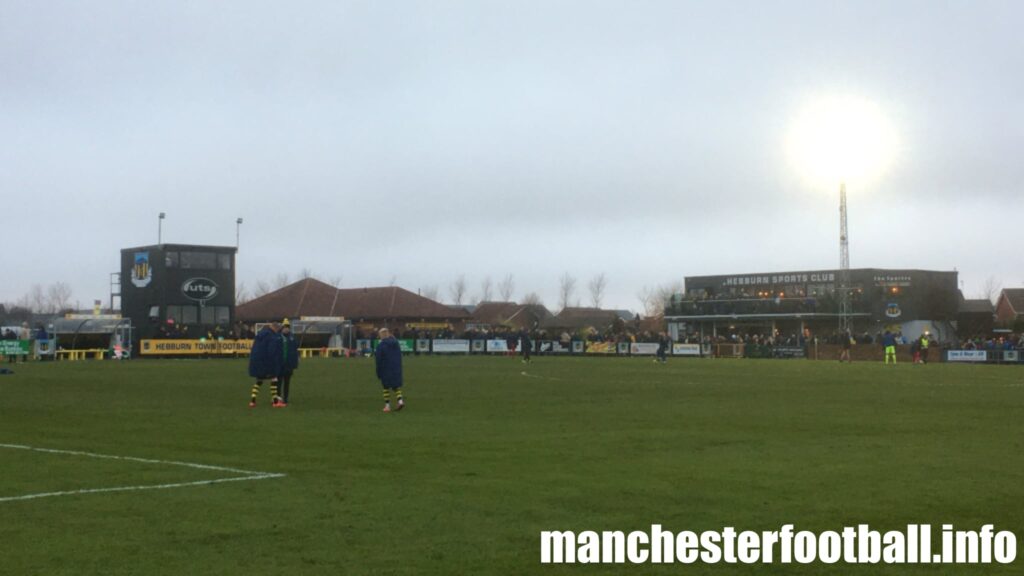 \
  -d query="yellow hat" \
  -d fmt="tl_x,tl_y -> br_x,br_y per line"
282,318 -> 291,326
